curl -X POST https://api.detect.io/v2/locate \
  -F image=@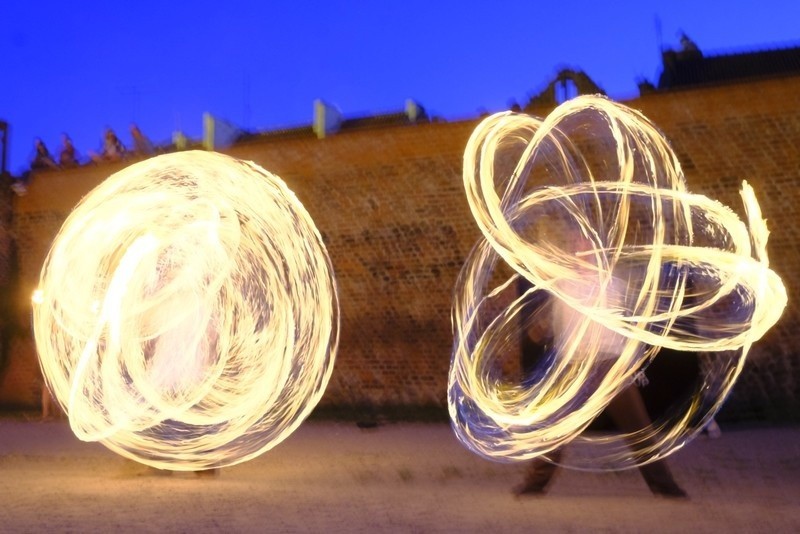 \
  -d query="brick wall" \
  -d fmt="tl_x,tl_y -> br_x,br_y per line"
631,77 -> 800,419
0,174 -> 20,404
1,75 -> 798,420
